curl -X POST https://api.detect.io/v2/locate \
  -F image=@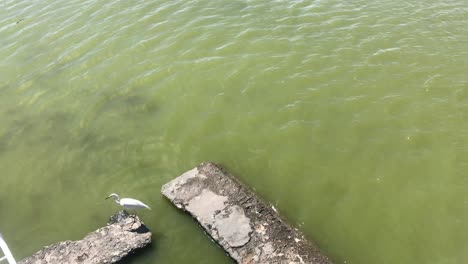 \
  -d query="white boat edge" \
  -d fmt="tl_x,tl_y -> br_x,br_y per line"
0,233 -> 16,264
